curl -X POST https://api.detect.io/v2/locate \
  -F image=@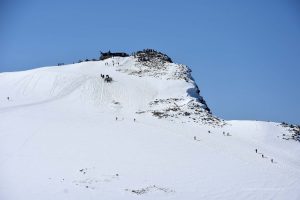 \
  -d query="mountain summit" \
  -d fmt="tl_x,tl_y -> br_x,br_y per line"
1,49 -> 221,125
